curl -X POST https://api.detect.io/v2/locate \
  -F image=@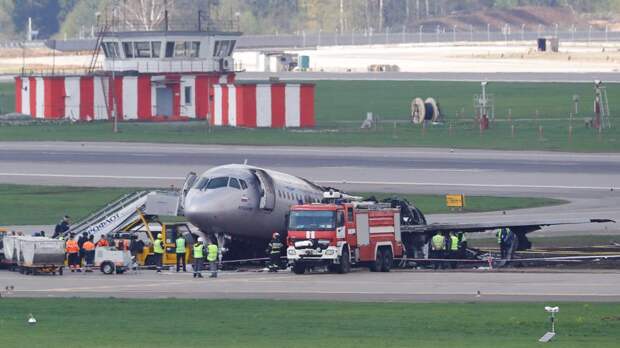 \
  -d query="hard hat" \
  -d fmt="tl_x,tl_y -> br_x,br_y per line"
157,233 -> 162,239
197,237 -> 204,243
272,232 -> 280,238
